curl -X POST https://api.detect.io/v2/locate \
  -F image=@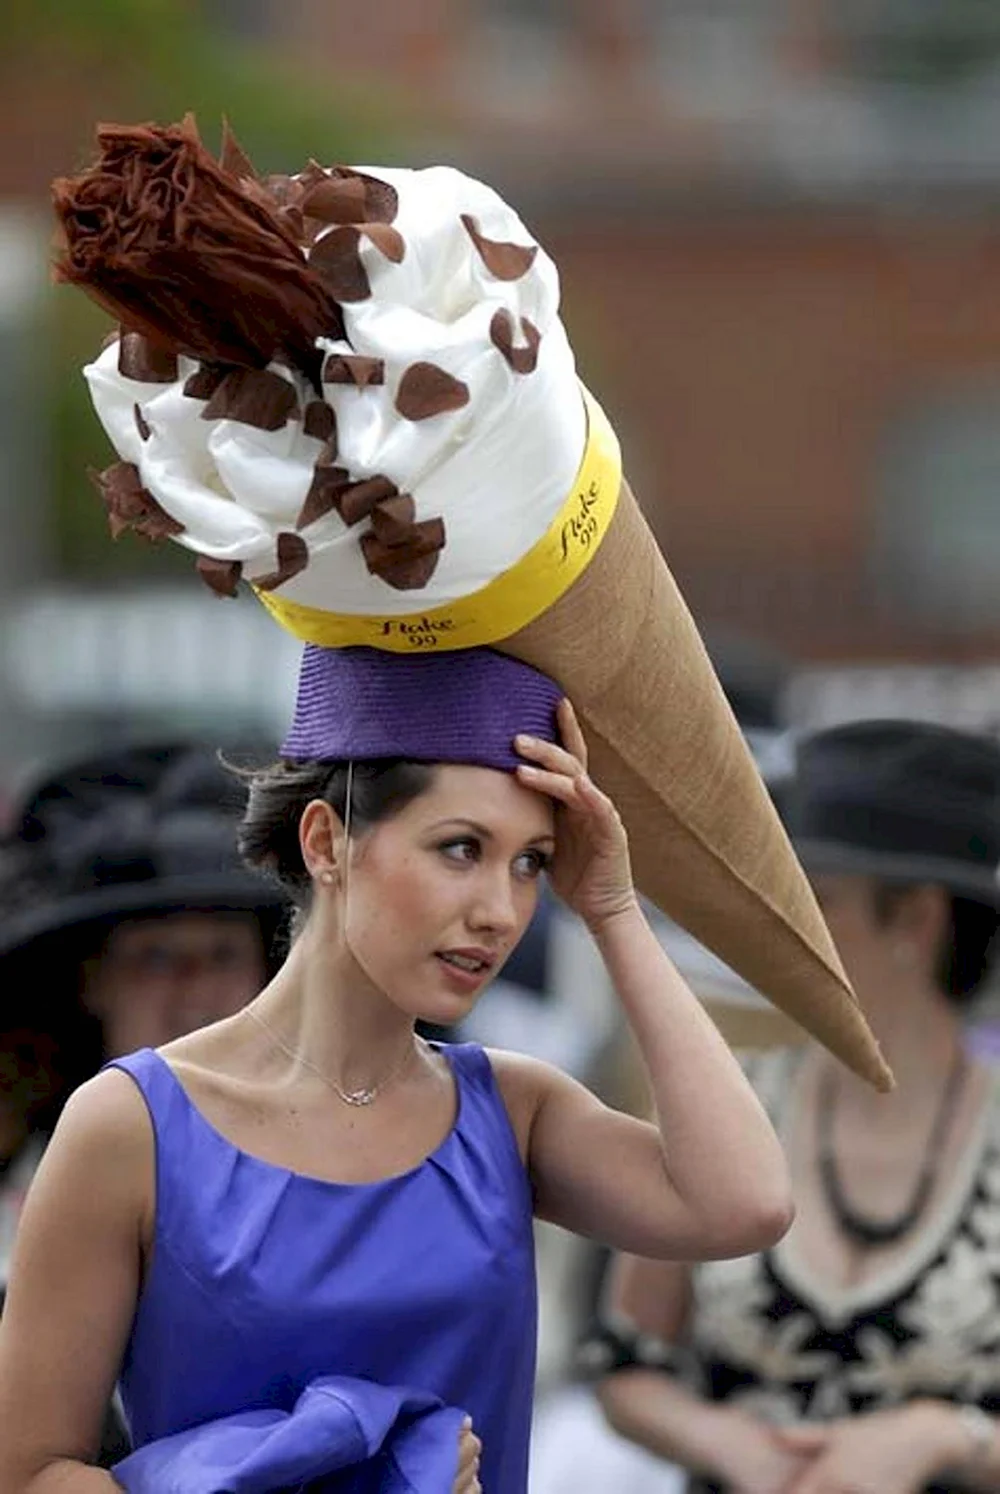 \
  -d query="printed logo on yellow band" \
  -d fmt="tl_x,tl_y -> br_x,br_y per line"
255,387 -> 621,653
